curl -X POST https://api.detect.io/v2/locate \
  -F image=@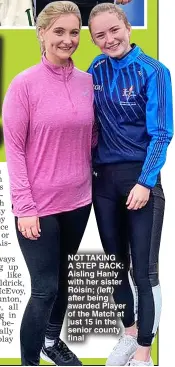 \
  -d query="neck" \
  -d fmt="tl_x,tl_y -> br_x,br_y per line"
126,44 -> 132,54
118,44 -> 132,59
45,51 -> 69,67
